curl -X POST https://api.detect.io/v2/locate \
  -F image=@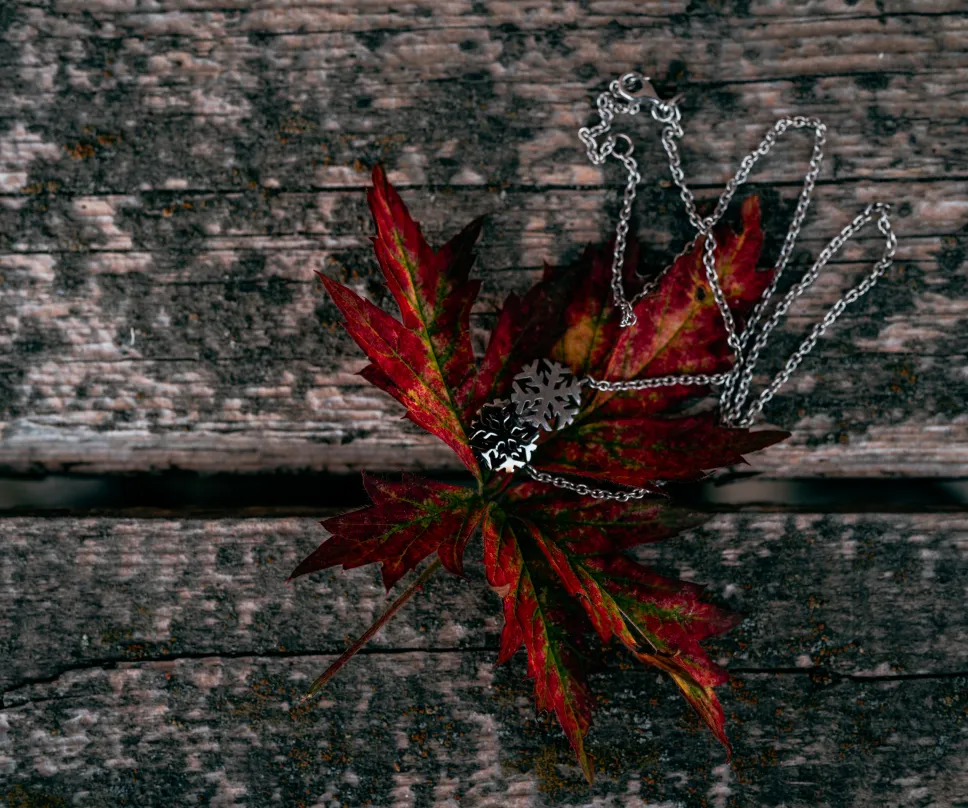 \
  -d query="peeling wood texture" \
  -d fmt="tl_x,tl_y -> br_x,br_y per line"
1,515 -> 966,805
1,1 -> 967,475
